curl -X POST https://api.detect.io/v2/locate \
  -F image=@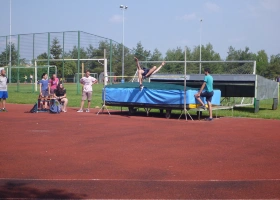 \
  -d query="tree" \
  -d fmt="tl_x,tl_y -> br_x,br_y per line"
164,47 -> 185,73
133,42 -> 151,60
0,43 -> 19,67
190,44 -> 222,74
50,38 -> 62,59
267,54 -> 280,79
49,38 -> 63,77
226,46 -> 257,74
256,50 -> 269,76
